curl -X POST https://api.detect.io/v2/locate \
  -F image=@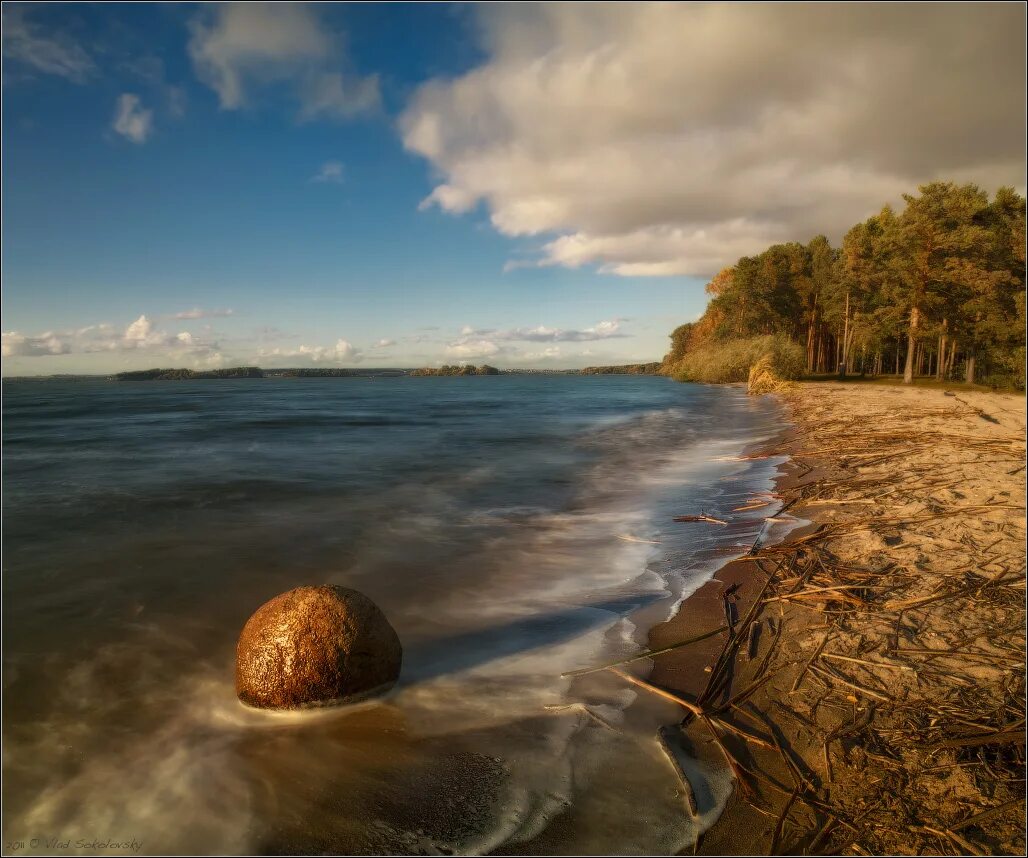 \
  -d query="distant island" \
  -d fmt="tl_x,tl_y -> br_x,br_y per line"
113,367 -> 415,380
115,367 -> 263,380
579,363 -> 661,375
409,364 -> 500,376
99,363 -> 669,381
